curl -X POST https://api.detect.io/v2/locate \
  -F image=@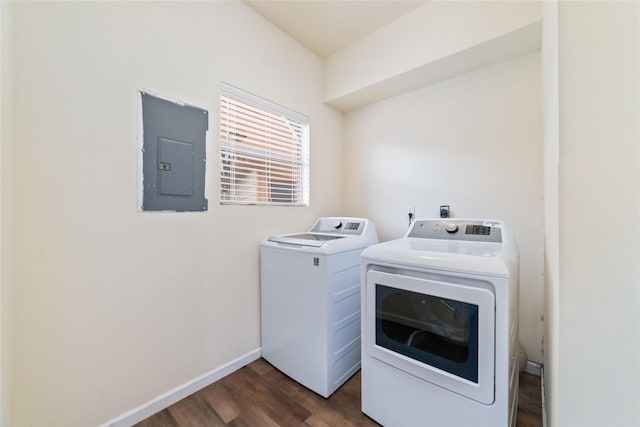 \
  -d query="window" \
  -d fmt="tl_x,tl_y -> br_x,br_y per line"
219,83 -> 309,205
